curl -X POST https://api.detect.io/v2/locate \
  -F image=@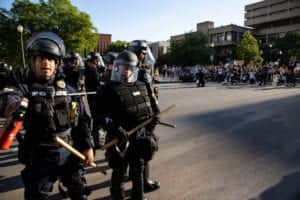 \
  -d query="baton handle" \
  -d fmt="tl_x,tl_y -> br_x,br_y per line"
101,104 -> 176,150
159,121 -> 176,128
55,136 -> 100,169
